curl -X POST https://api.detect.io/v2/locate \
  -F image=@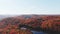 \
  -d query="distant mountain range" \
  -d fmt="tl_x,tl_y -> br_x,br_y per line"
0,15 -> 16,20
